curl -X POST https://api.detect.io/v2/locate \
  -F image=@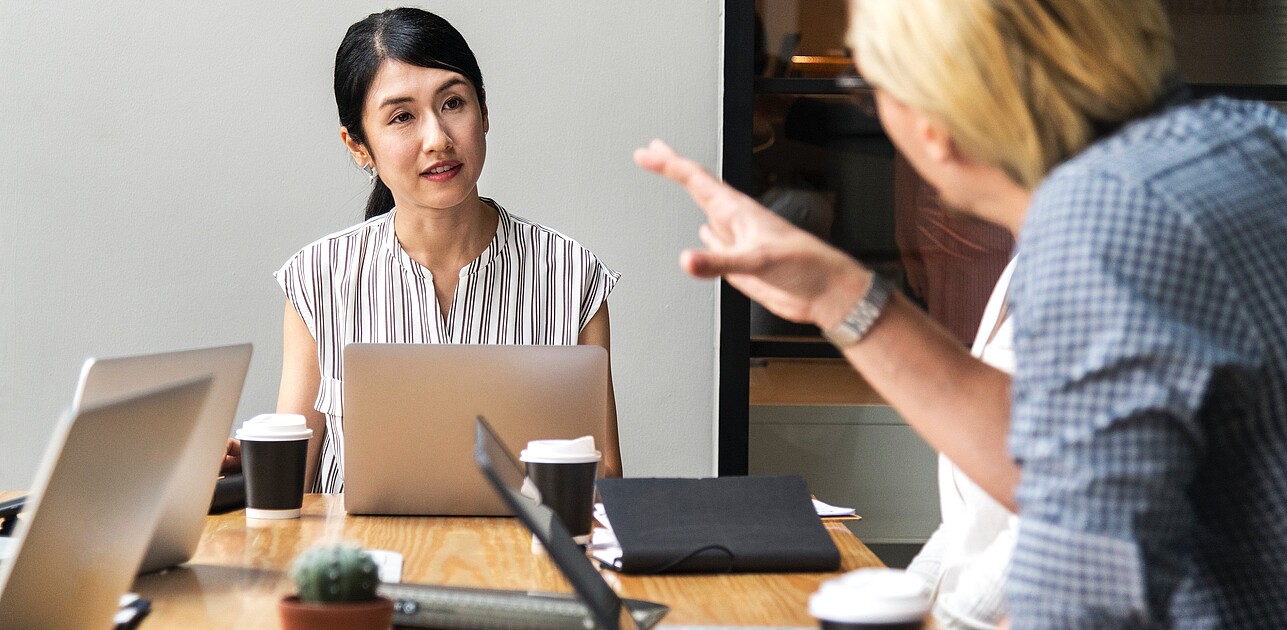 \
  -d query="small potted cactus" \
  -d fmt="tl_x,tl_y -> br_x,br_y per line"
278,543 -> 394,630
